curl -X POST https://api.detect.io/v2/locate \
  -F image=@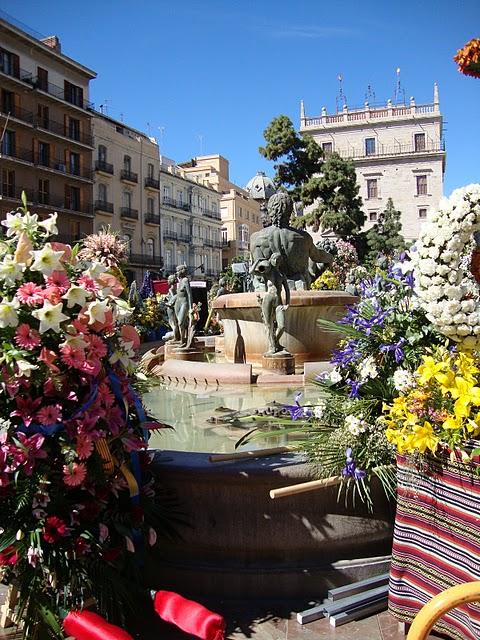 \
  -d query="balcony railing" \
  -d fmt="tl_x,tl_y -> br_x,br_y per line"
94,200 -> 114,214
34,154 -> 93,180
120,207 -> 139,220
202,208 -> 221,220
163,230 -> 178,241
0,104 -> 34,124
128,253 -> 162,267
177,233 -> 190,243
120,169 -> 138,184
0,145 -> 34,163
205,238 -> 223,248
162,196 -> 191,212
144,177 -> 160,190
145,213 -> 160,225
31,77 -> 94,110
332,141 -> 446,161
36,117 -> 94,146
0,186 -> 92,215
95,160 -> 114,175
0,65 -> 33,84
